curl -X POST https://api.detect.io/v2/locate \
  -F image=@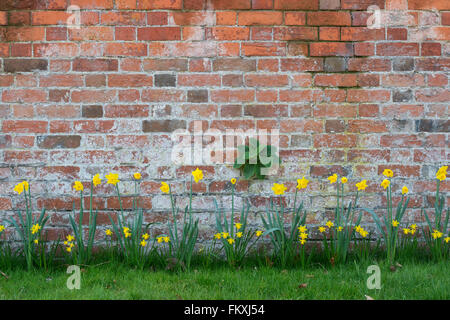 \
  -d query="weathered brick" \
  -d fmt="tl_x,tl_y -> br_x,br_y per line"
142,120 -> 186,132
187,89 -> 209,102
155,74 -> 176,87
37,135 -> 81,149
73,58 -> 118,72
82,105 -> 103,118
416,120 -> 449,133
4,59 -> 47,73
